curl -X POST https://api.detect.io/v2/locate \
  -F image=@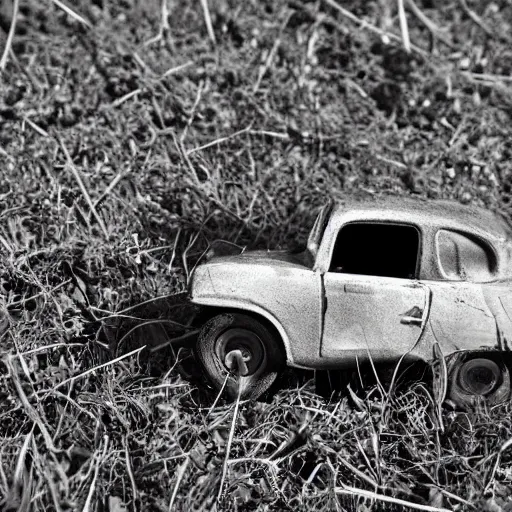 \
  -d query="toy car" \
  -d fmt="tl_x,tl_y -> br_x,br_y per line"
188,197 -> 512,406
